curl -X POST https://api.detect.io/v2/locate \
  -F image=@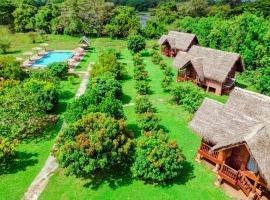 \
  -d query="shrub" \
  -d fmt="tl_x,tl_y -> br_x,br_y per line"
28,32 -> 39,43
162,75 -> 173,92
127,35 -> 146,53
134,65 -> 149,81
132,130 -> 184,182
0,40 -> 11,54
91,51 -> 126,80
135,96 -> 155,114
137,112 -> 160,132
68,76 -> 77,85
256,66 -> 270,96
0,138 -> 16,163
54,112 -> 134,176
0,56 -> 25,80
171,82 -> 205,113
159,60 -> 167,70
133,54 -> 144,65
135,80 -> 150,95
152,52 -> 163,64
23,79 -> 59,112
48,62 -> 69,79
